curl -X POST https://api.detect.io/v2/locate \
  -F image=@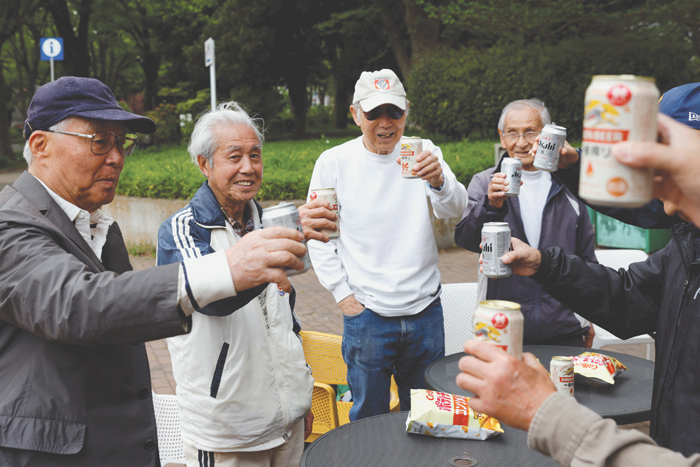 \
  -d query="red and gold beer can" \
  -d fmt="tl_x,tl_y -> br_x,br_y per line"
473,300 -> 524,359
400,136 -> 423,179
308,187 -> 340,239
550,356 -> 575,396
579,75 -> 659,207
